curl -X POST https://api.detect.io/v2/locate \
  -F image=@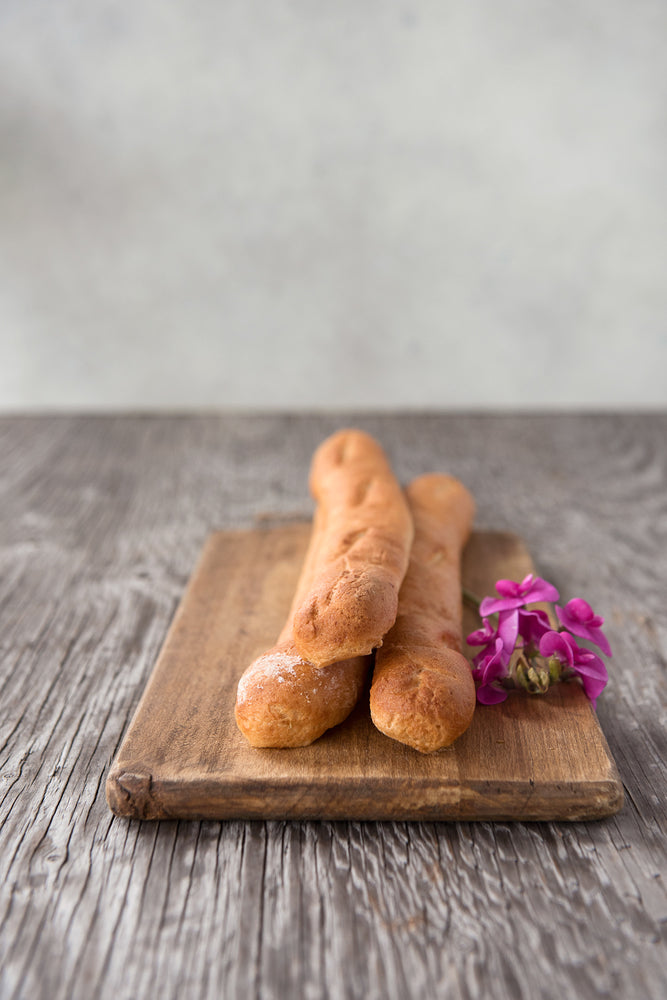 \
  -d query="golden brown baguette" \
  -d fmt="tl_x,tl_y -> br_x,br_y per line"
291,429 -> 414,667
369,473 -> 476,753
234,505 -> 370,747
